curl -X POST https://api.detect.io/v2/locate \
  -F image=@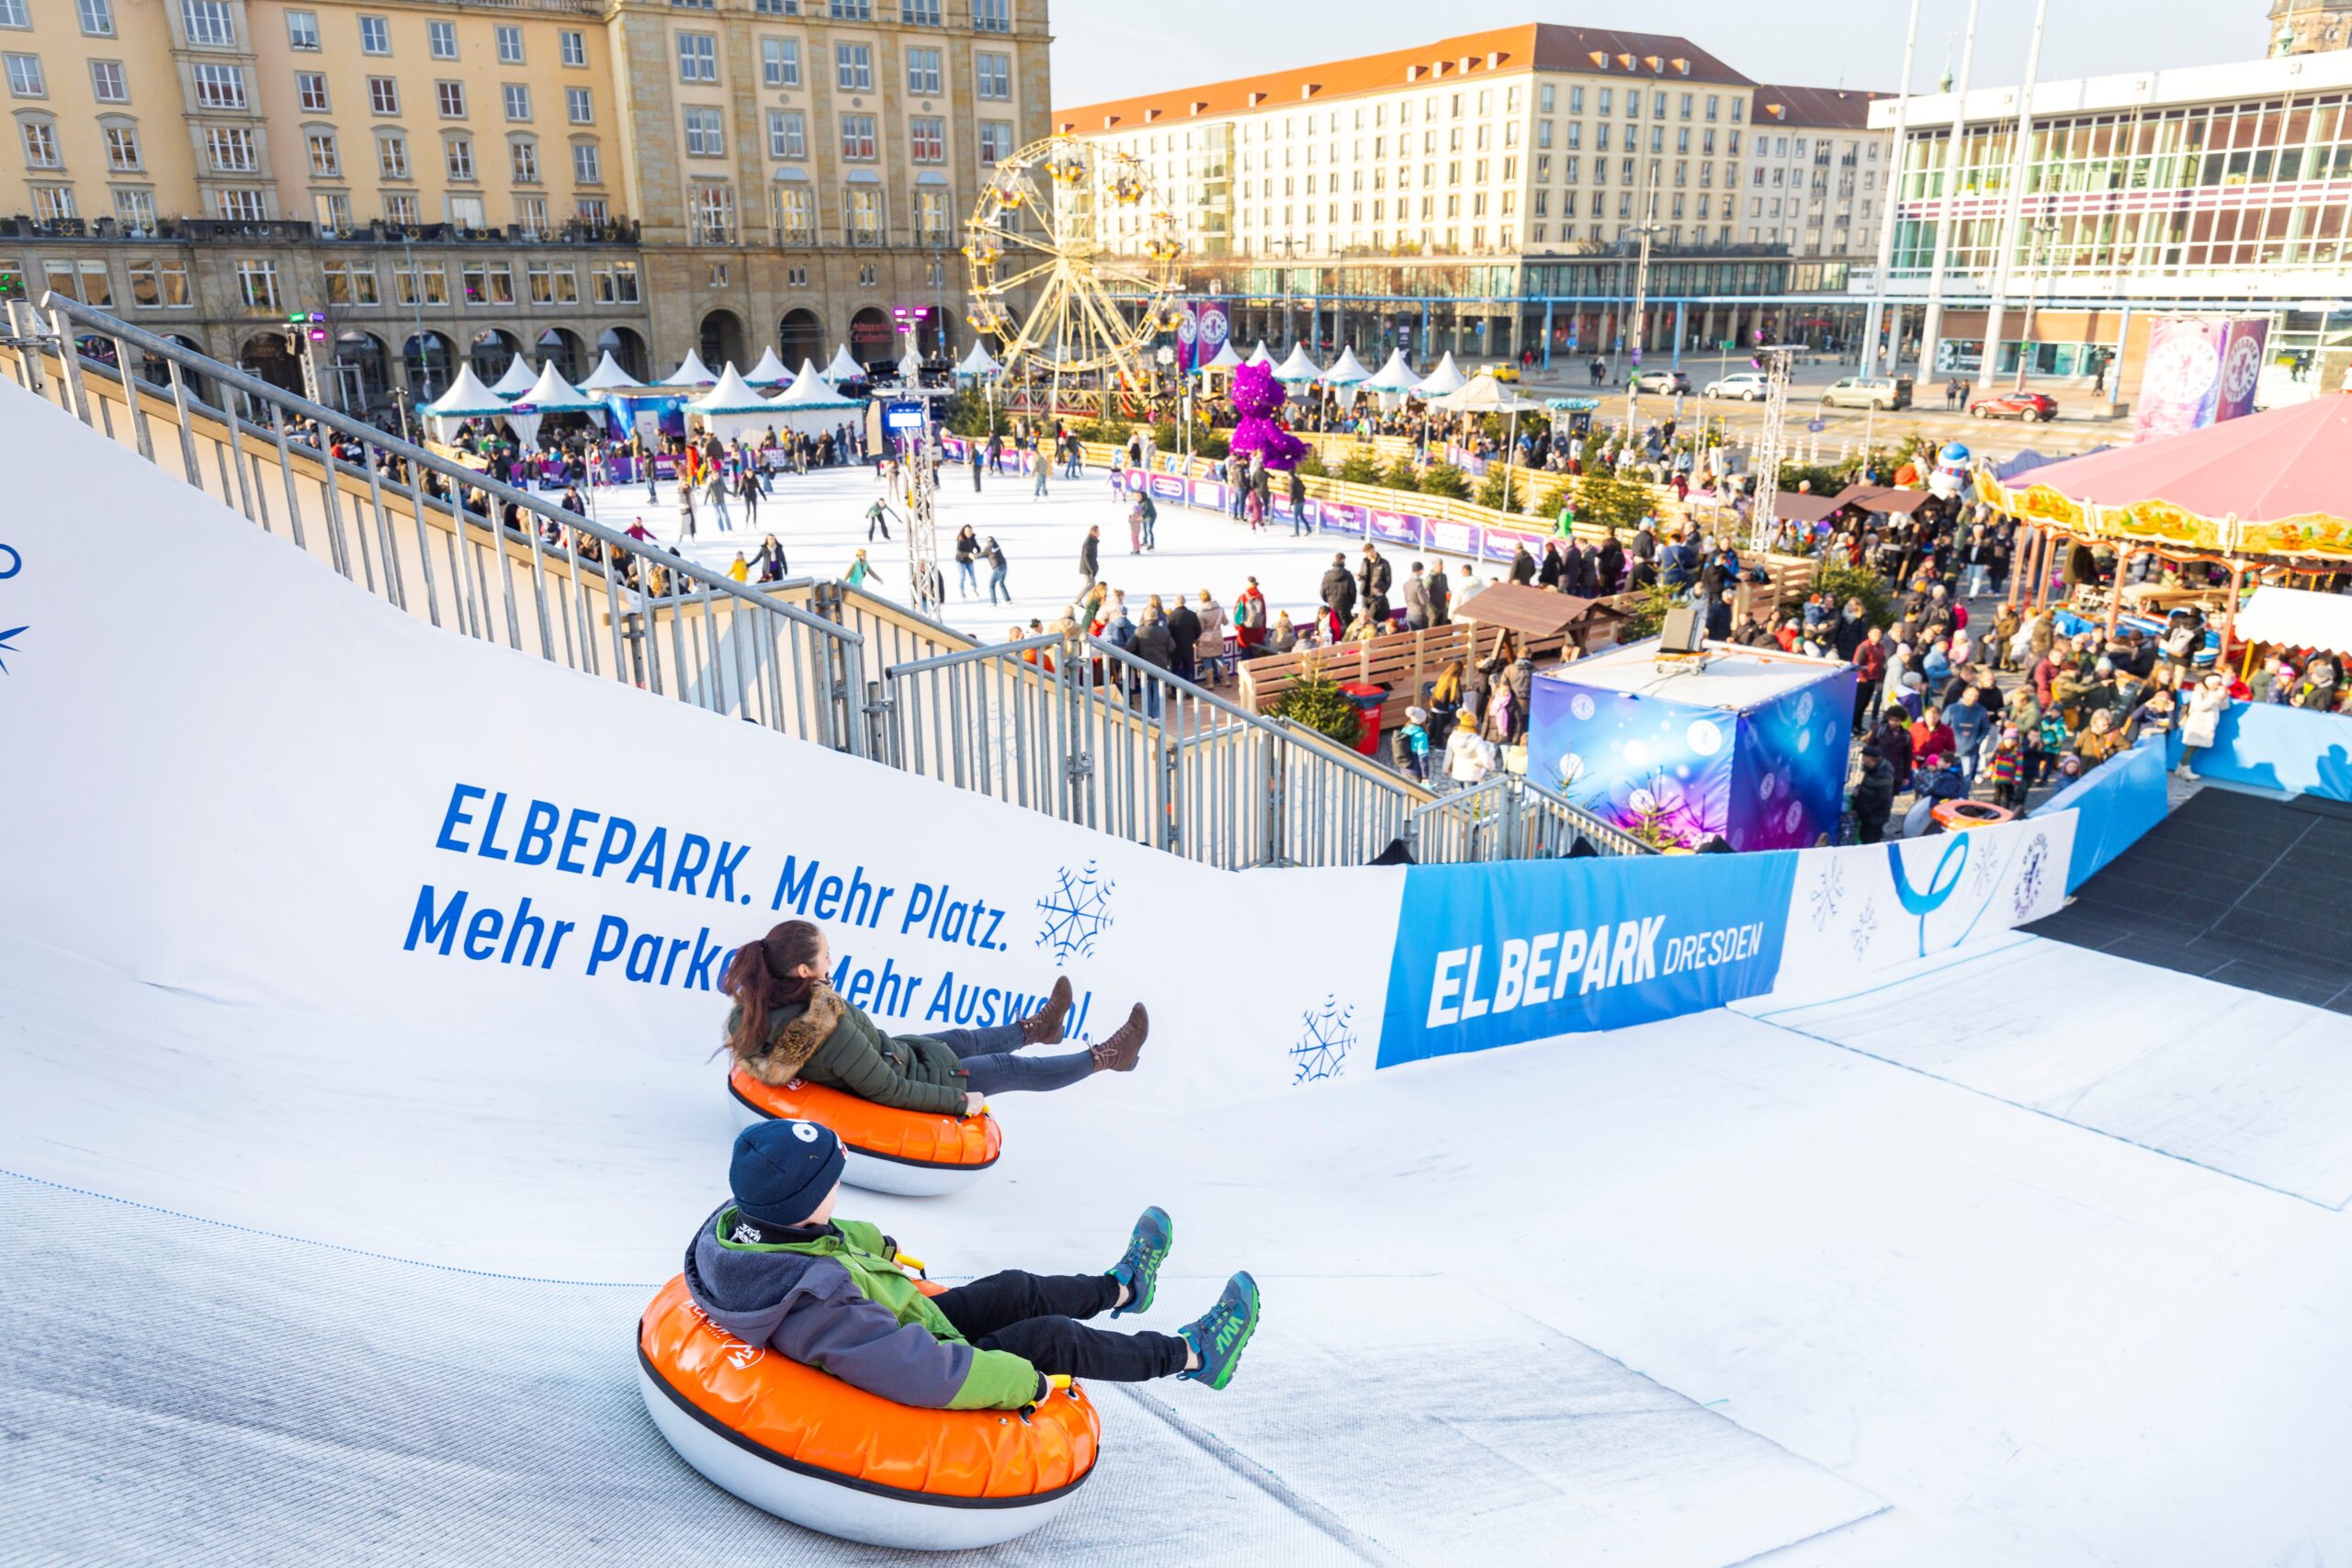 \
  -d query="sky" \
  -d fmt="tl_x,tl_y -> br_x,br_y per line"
1049,0 -> 2260,109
